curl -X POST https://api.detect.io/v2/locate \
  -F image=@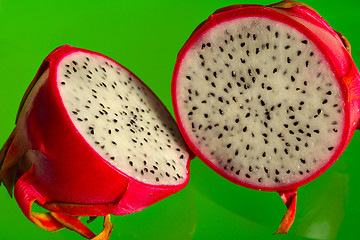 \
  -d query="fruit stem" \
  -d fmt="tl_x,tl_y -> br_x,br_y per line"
274,189 -> 297,234
14,169 -> 113,239
91,215 -> 114,240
